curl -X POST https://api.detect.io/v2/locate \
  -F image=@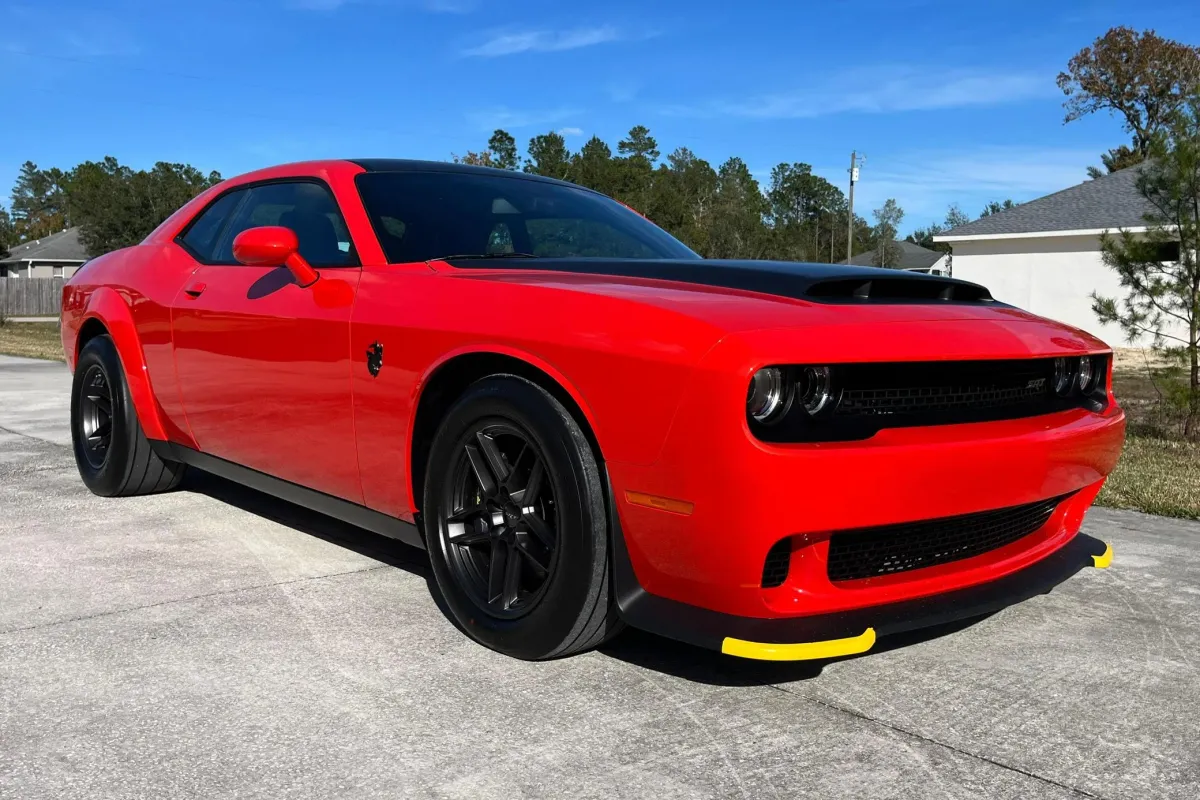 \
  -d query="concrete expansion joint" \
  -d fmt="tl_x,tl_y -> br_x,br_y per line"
0,564 -> 390,638
770,686 -> 1112,800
